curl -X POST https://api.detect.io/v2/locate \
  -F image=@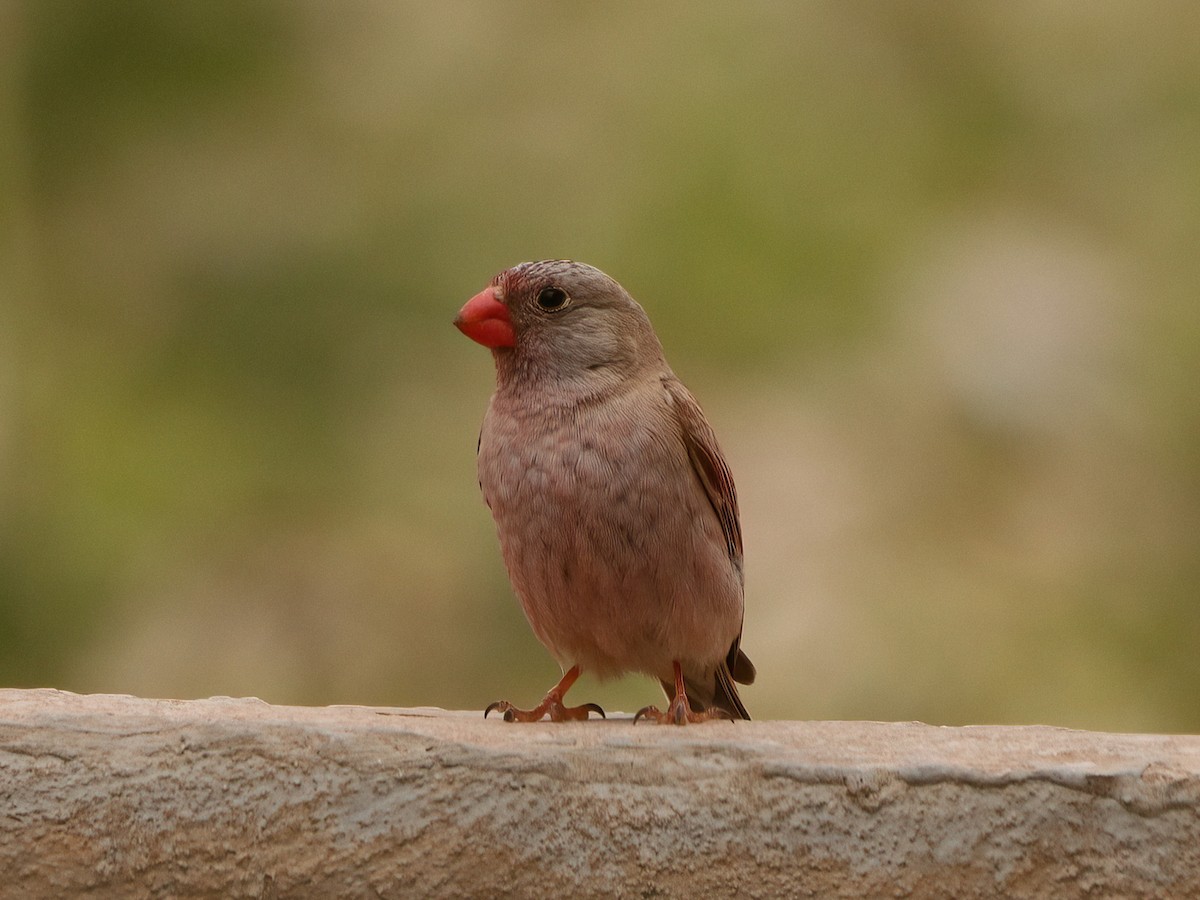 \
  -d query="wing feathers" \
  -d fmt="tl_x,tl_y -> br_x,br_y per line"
662,377 -> 743,573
